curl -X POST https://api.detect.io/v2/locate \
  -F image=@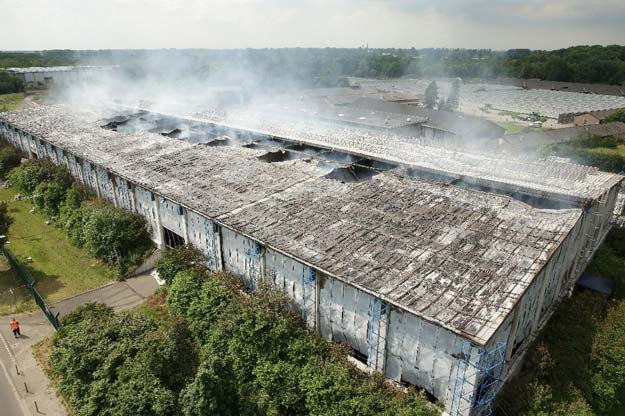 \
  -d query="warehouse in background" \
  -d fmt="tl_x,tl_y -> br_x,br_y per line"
3,65 -> 119,88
